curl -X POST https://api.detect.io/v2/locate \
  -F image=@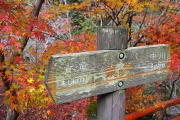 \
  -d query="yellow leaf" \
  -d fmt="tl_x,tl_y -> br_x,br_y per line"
39,84 -> 45,89
39,84 -> 45,92
29,88 -> 35,93
27,78 -> 34,83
